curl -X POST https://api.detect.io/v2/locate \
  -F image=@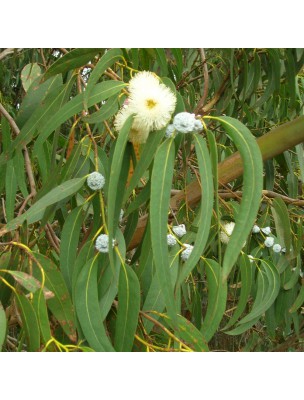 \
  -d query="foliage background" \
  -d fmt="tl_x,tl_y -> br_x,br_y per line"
0,48 -> 303,352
